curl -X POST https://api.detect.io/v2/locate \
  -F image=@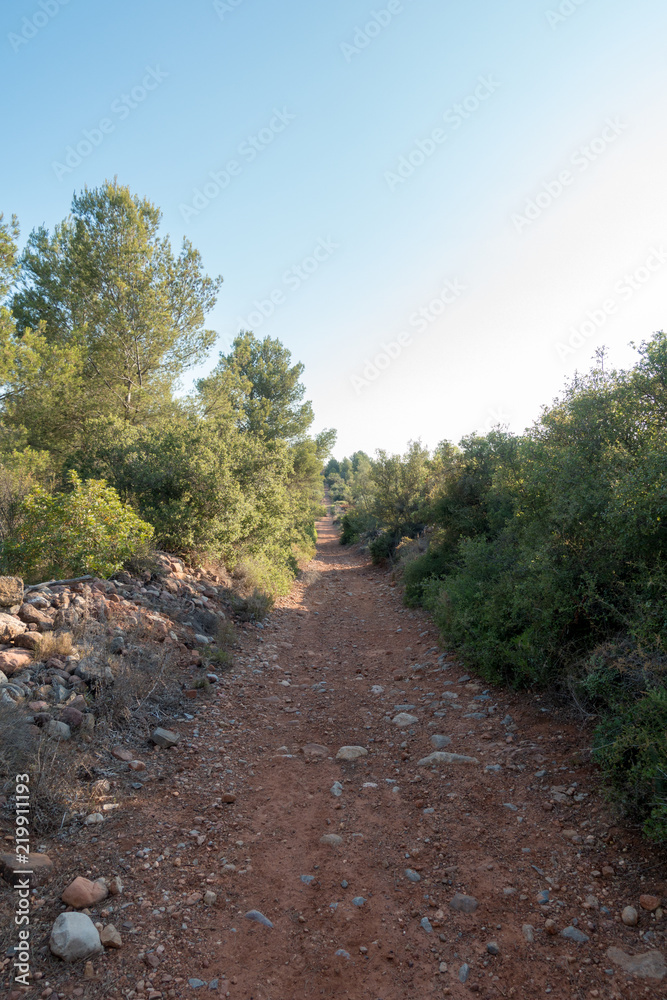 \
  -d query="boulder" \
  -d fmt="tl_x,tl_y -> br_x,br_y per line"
18,603 -> 54,629
49,912 -> 104,962
0,613 -> 27,643
14,631 -> 43,651
0,576 -> 23,607
61,877 -> 109,908
0,649 -> 33,676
